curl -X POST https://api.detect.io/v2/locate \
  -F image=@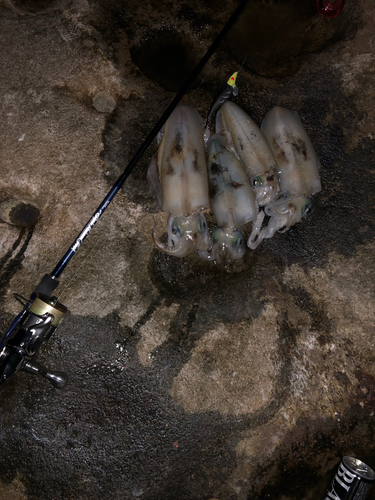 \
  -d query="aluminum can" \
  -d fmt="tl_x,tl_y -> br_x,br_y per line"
325,456 -> 375,500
